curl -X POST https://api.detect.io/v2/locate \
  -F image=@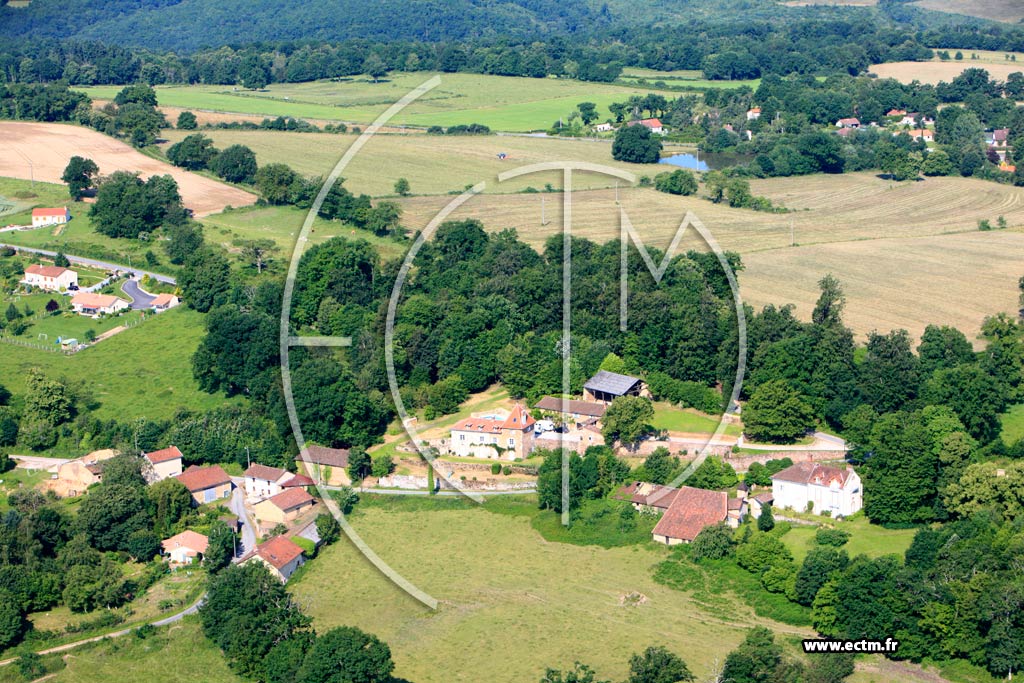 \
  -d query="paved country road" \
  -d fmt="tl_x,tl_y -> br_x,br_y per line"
0,243 -> 176,285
